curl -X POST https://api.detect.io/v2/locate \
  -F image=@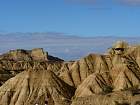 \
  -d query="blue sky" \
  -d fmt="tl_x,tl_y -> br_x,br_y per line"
0,0 -> 140,37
